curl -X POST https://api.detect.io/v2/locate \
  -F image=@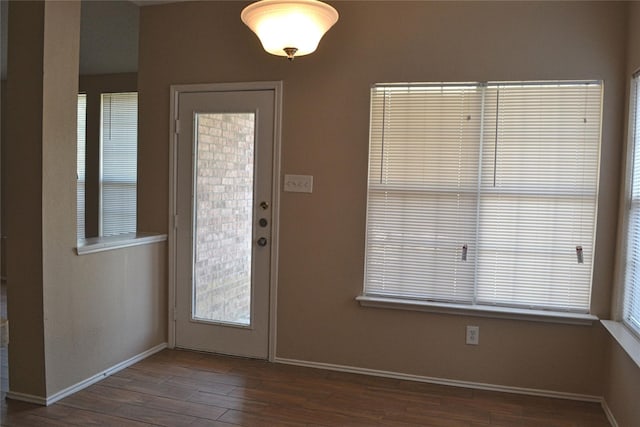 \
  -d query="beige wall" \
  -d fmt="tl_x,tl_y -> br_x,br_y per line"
139,1 -> 626,396
603,338 -> 640,427
6,0 -> 47,397
602,2 -> 640,426
4,0 -> 637,408
1,79 -> 6,281
5,1 -> 166,398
